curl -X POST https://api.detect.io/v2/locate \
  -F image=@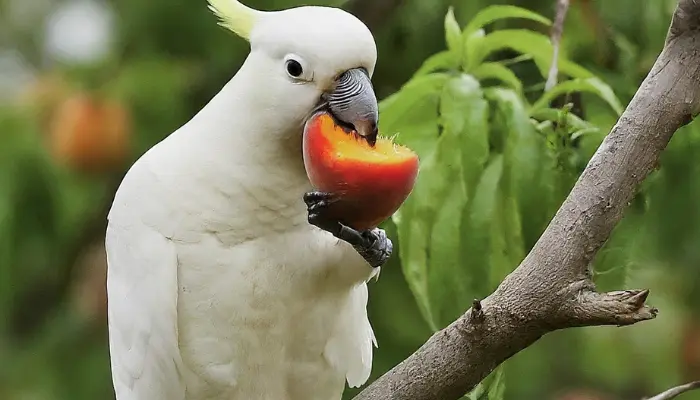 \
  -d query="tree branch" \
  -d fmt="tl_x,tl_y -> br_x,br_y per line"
545,0 -> 570,91
645,381 -> 700,400
352,0 -> 700,399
